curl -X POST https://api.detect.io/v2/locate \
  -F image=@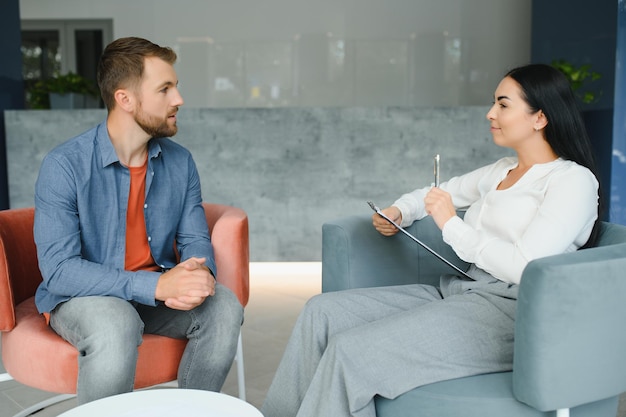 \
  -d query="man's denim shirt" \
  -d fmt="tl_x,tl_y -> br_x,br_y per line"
34,121 -> 216,314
